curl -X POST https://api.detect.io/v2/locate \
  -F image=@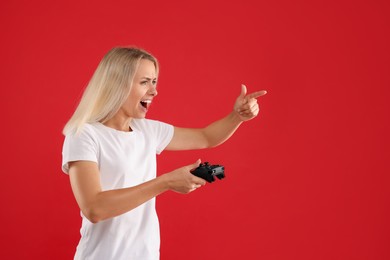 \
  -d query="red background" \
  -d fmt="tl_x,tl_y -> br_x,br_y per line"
1,0 -> 389,259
